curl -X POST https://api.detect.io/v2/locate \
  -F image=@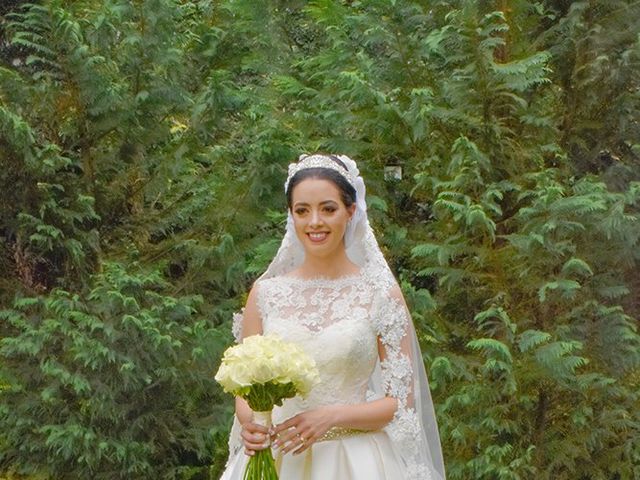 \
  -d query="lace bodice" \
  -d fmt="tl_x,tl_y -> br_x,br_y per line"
256,273 -> 379,416
245,270 -> 436,479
